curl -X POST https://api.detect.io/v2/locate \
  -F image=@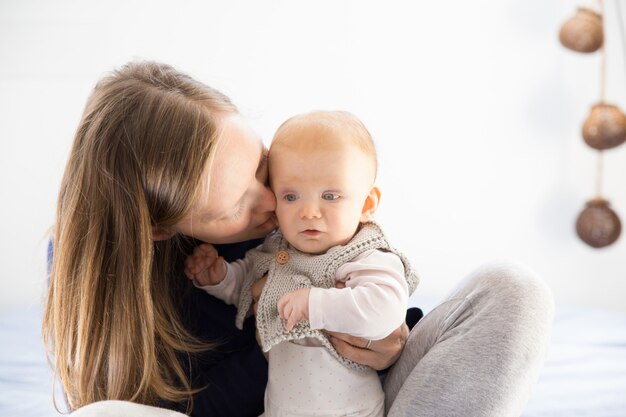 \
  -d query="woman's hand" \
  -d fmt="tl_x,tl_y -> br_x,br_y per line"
326,324 -> 409,371
325,279 -> 409,370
